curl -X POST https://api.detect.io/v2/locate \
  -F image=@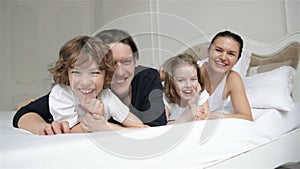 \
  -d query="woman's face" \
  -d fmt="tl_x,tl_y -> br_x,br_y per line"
173,64 -> 199,106
208,37 -> 240,73
68,59 -> 105,100
110,43 -> 136,96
